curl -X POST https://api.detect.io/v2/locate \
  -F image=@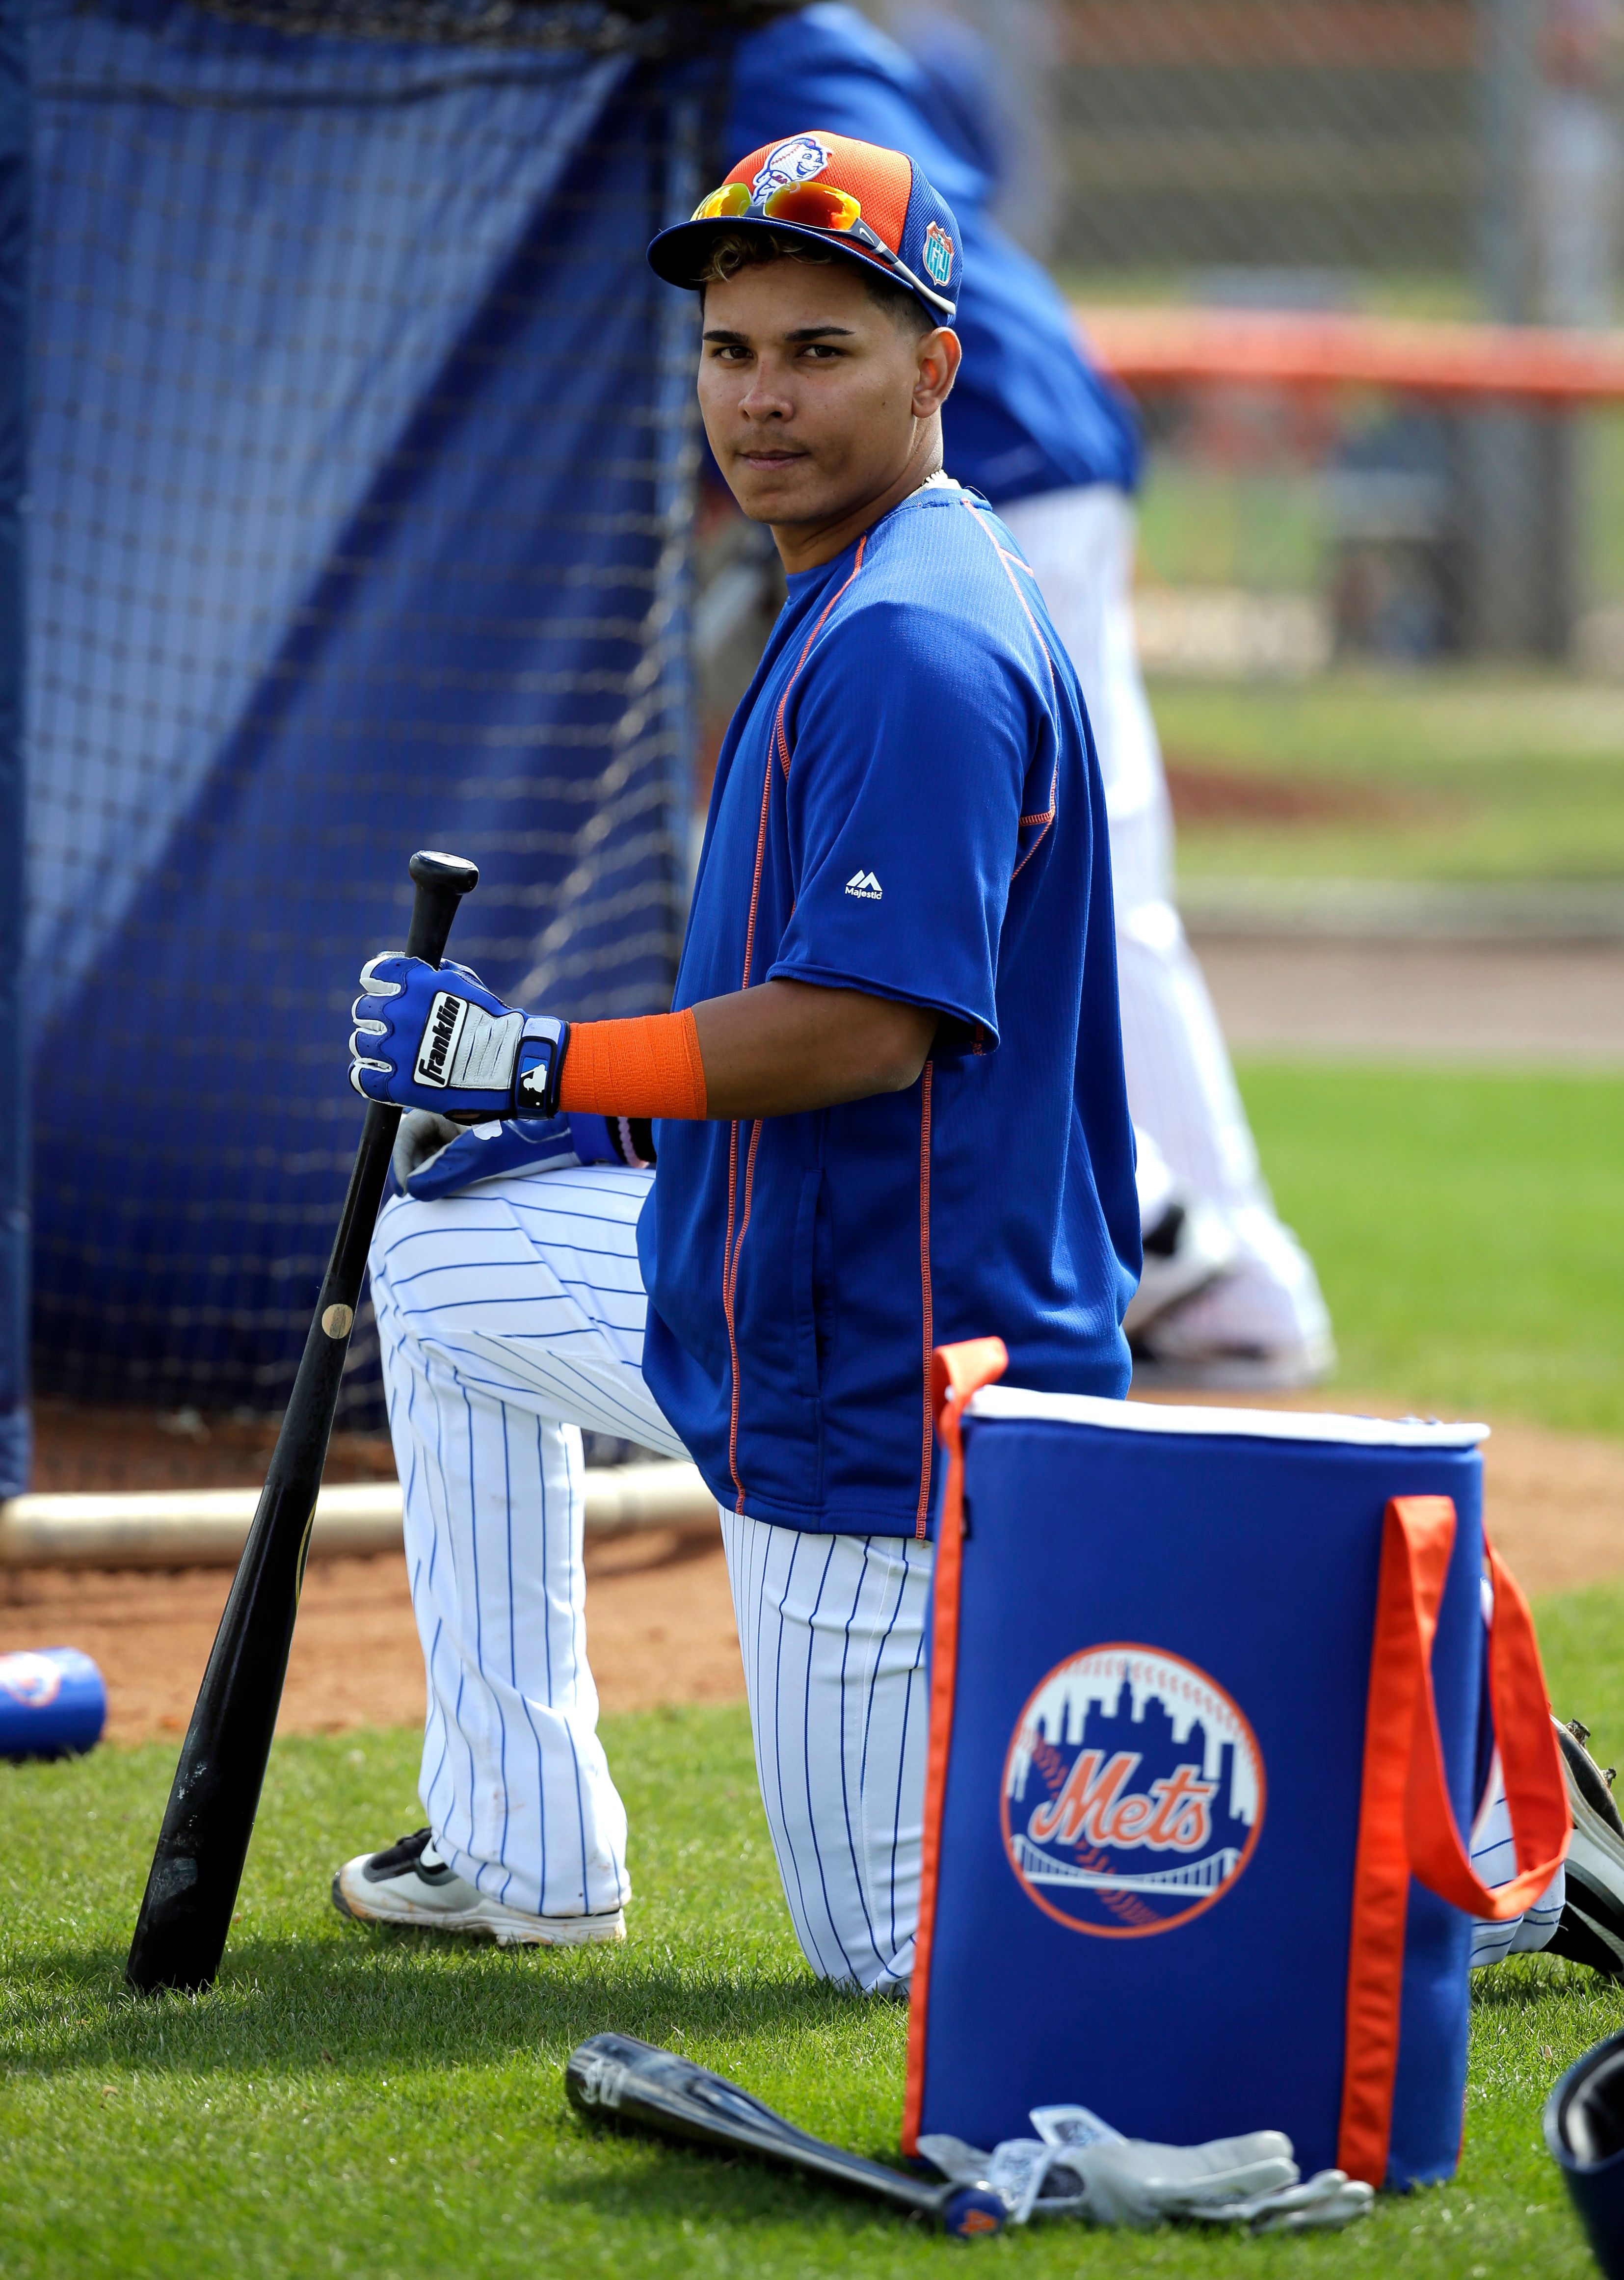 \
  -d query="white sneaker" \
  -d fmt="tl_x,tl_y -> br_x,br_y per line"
332,1829 -> 626,1947
1125,1194 -> 1238,1337
1548,1722 -> 1624,1978
1131,1206 -> 1335,1390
